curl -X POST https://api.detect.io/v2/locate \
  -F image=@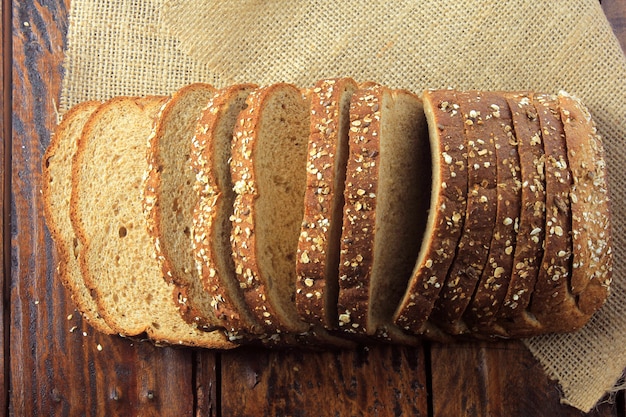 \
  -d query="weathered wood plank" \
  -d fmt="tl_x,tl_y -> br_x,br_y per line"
220,344 -> 429,417
1,0 -> 8,414
8,1 -> 204,416
430,340 -> 619,417
602,0 -> 626,52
